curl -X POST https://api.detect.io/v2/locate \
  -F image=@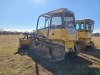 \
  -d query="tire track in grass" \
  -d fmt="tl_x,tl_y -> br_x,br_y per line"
79,53 -> 100,65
